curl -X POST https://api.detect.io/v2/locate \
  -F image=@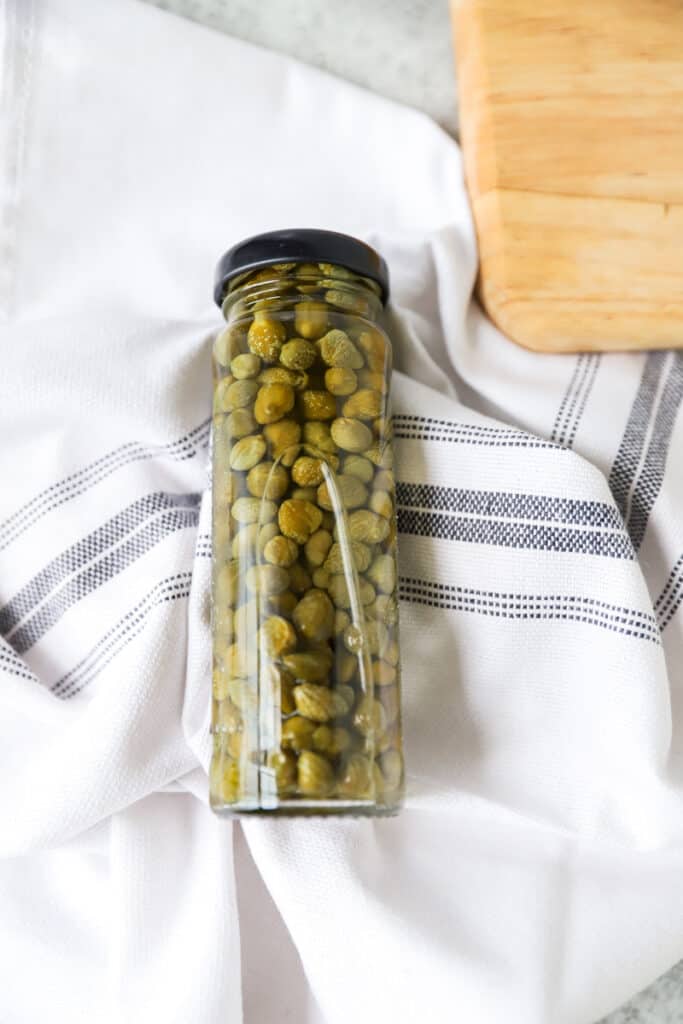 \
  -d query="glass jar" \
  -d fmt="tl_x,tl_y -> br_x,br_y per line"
209,229 -> 404,816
